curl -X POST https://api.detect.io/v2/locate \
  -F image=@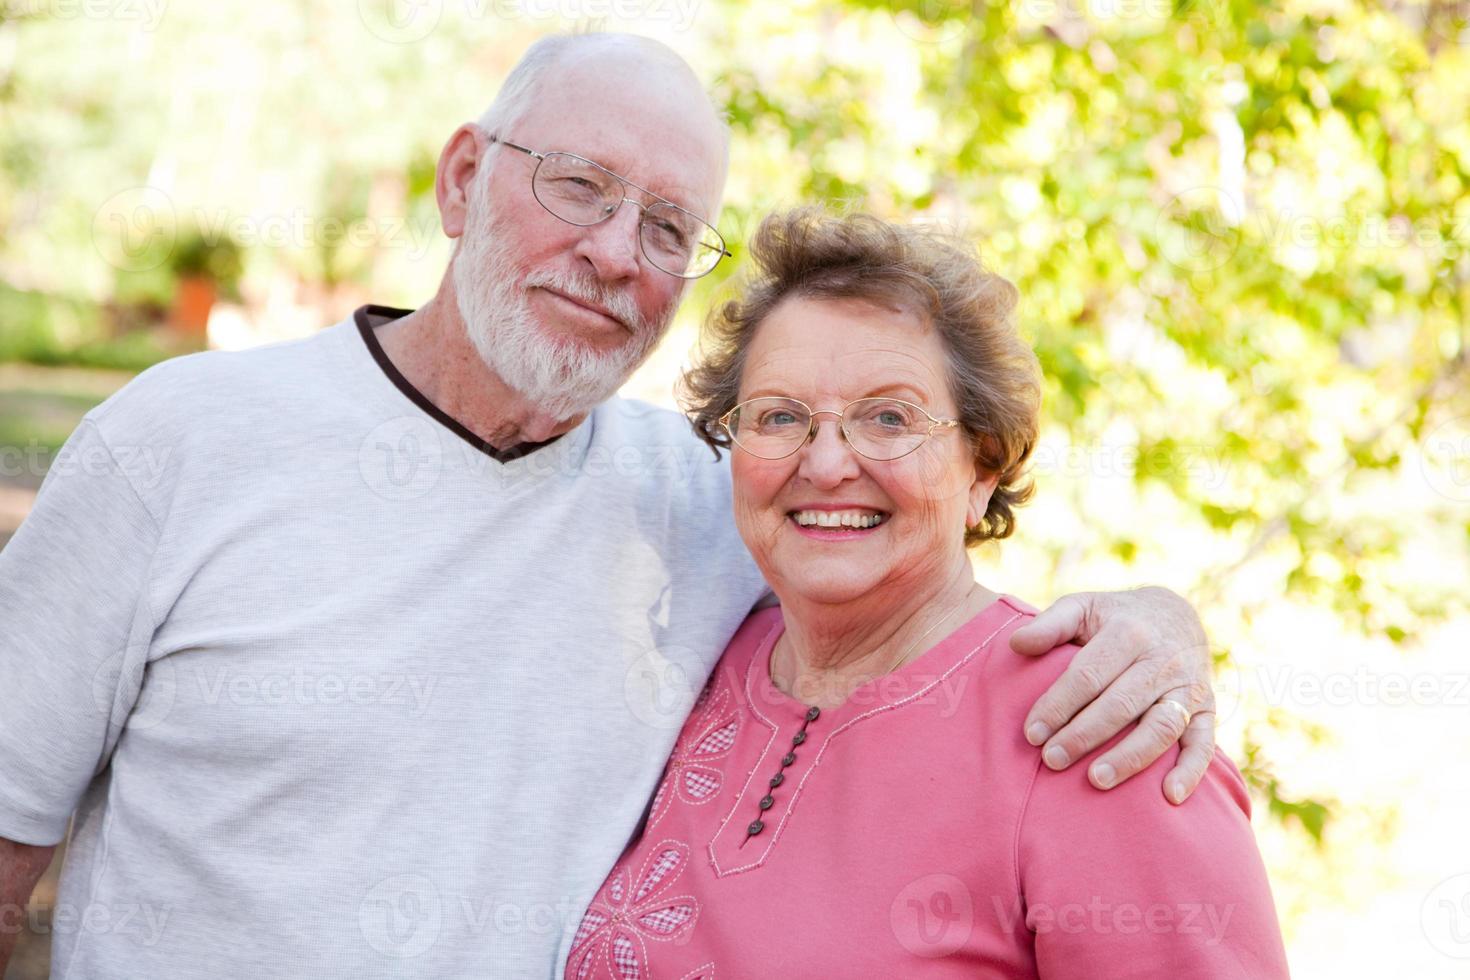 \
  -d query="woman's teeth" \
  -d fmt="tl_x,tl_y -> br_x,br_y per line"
791,510 -> 887,529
